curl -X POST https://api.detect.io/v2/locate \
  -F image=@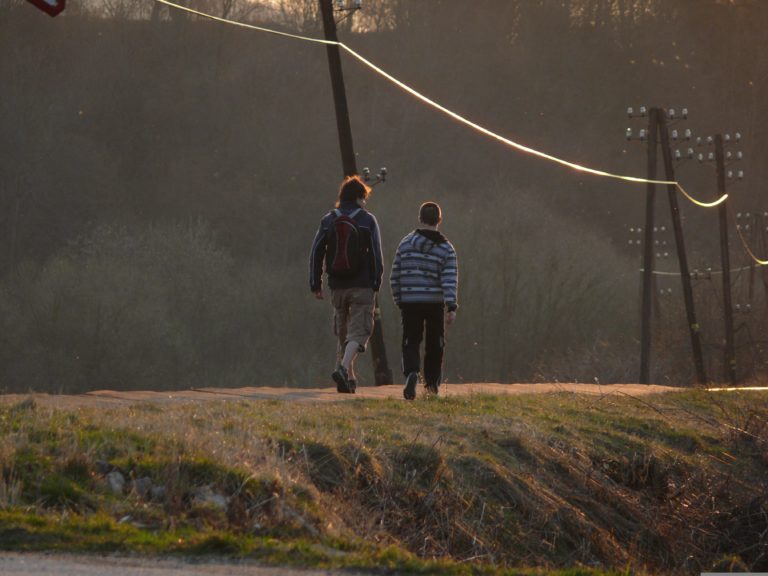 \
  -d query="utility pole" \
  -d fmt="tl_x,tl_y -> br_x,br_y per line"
318,0 -> 356,175
714,134 -> 737,384
639,108 -> 659,384
631,105 -> 707,384
658,112 -> 707,384
318,0 -> 393,385
761,213 -> 768,309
